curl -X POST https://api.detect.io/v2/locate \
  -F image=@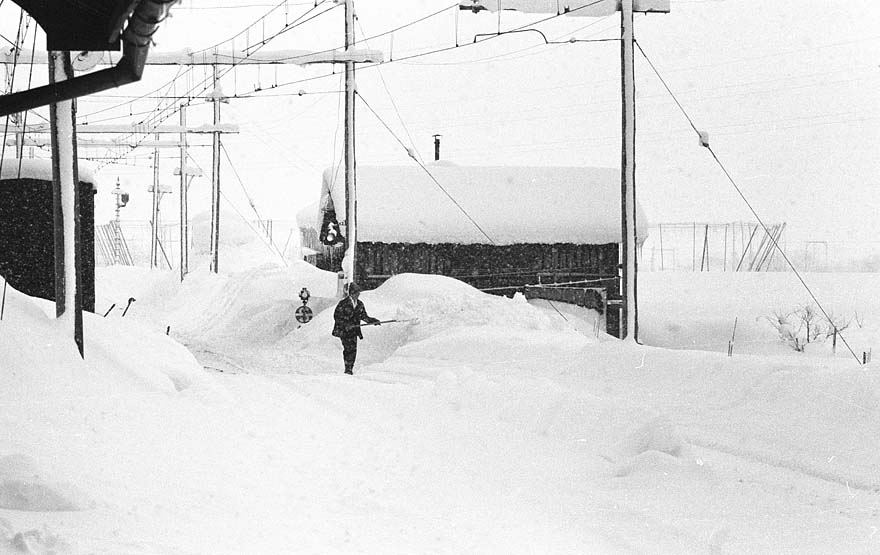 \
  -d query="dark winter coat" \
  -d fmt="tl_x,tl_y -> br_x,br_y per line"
332,296 -> 377,340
